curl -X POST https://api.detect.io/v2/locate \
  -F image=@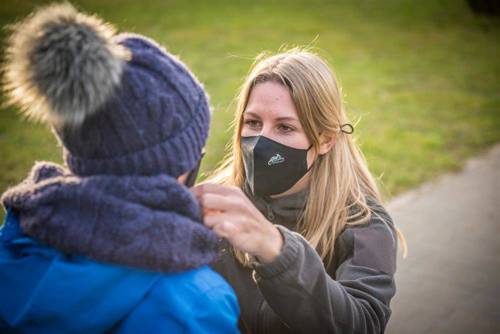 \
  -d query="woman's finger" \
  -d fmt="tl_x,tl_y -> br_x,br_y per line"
203,208 -> 223,216
192,183 -> 242,198
213,220 -> 237,239
200,192 -> 247,213
189,184 -> 204,199
203,212 -> 236,228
